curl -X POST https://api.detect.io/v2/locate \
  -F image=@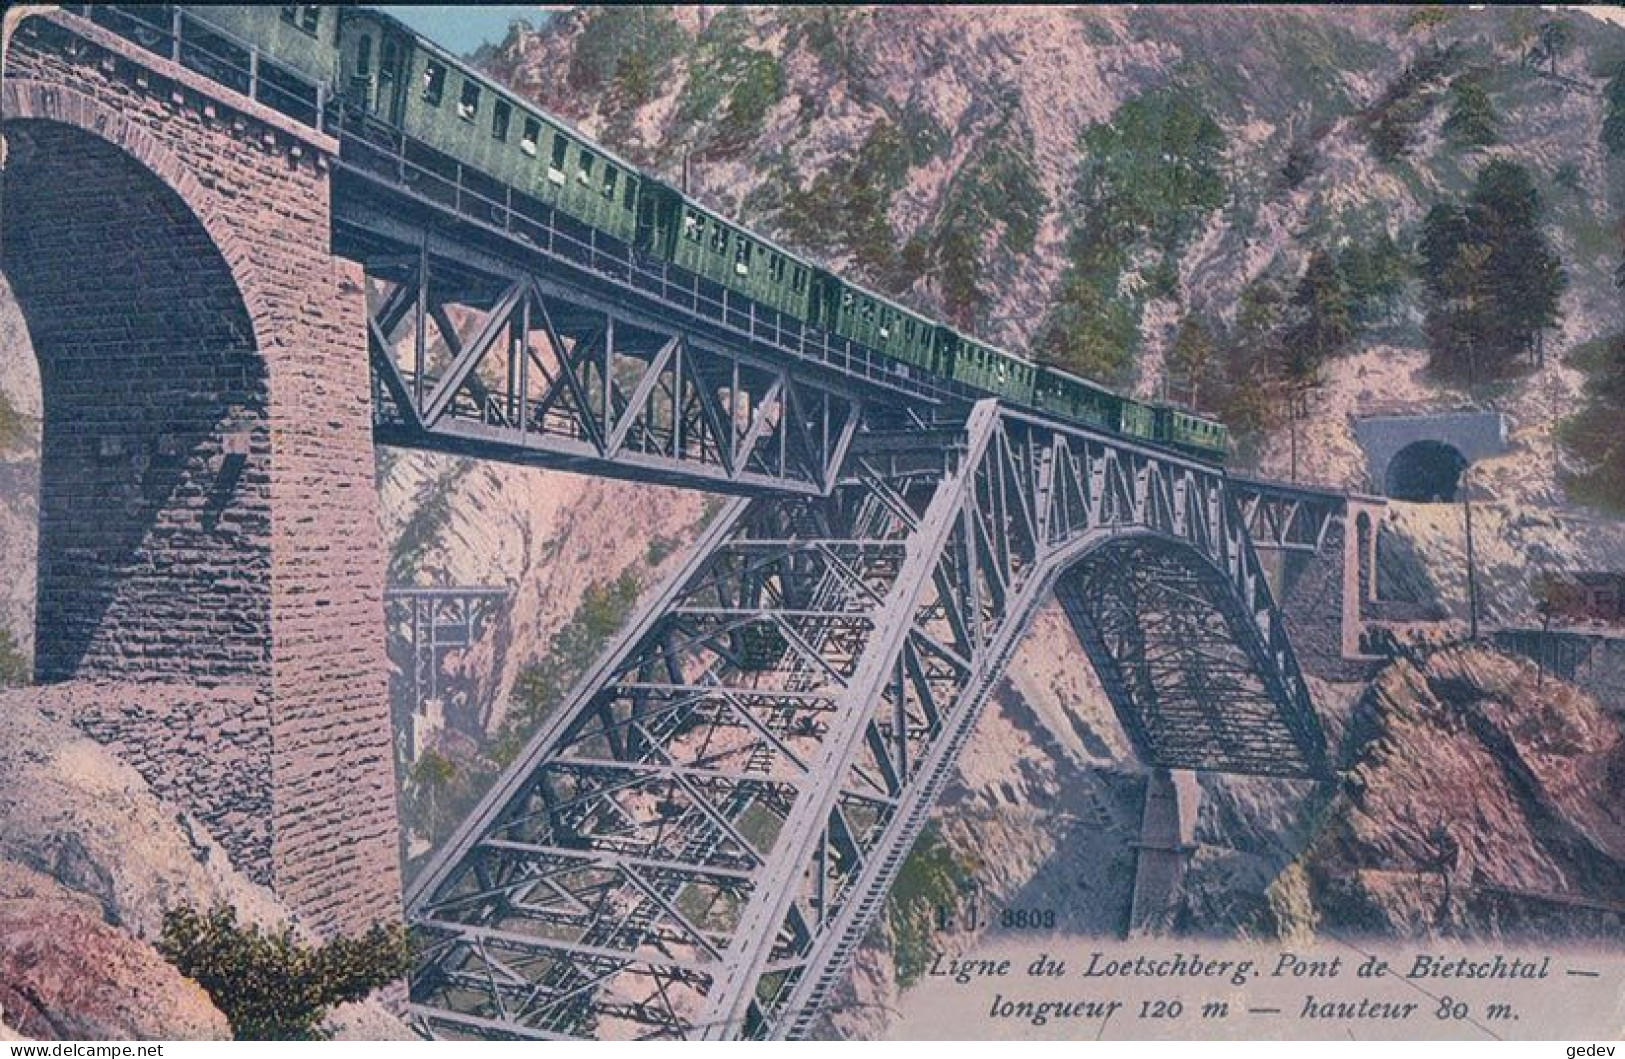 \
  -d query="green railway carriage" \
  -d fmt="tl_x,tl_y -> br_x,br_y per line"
1120,400 -> 1158,443
649,195 -> 818,318
1034,367 -> 1120,429
1167,409 -> 1228,455
344,10 -> 642,242
938,331 -> 1036,404
816,282 -> 940,373
157,4 -> 1233,463
194,6 -> 341,84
